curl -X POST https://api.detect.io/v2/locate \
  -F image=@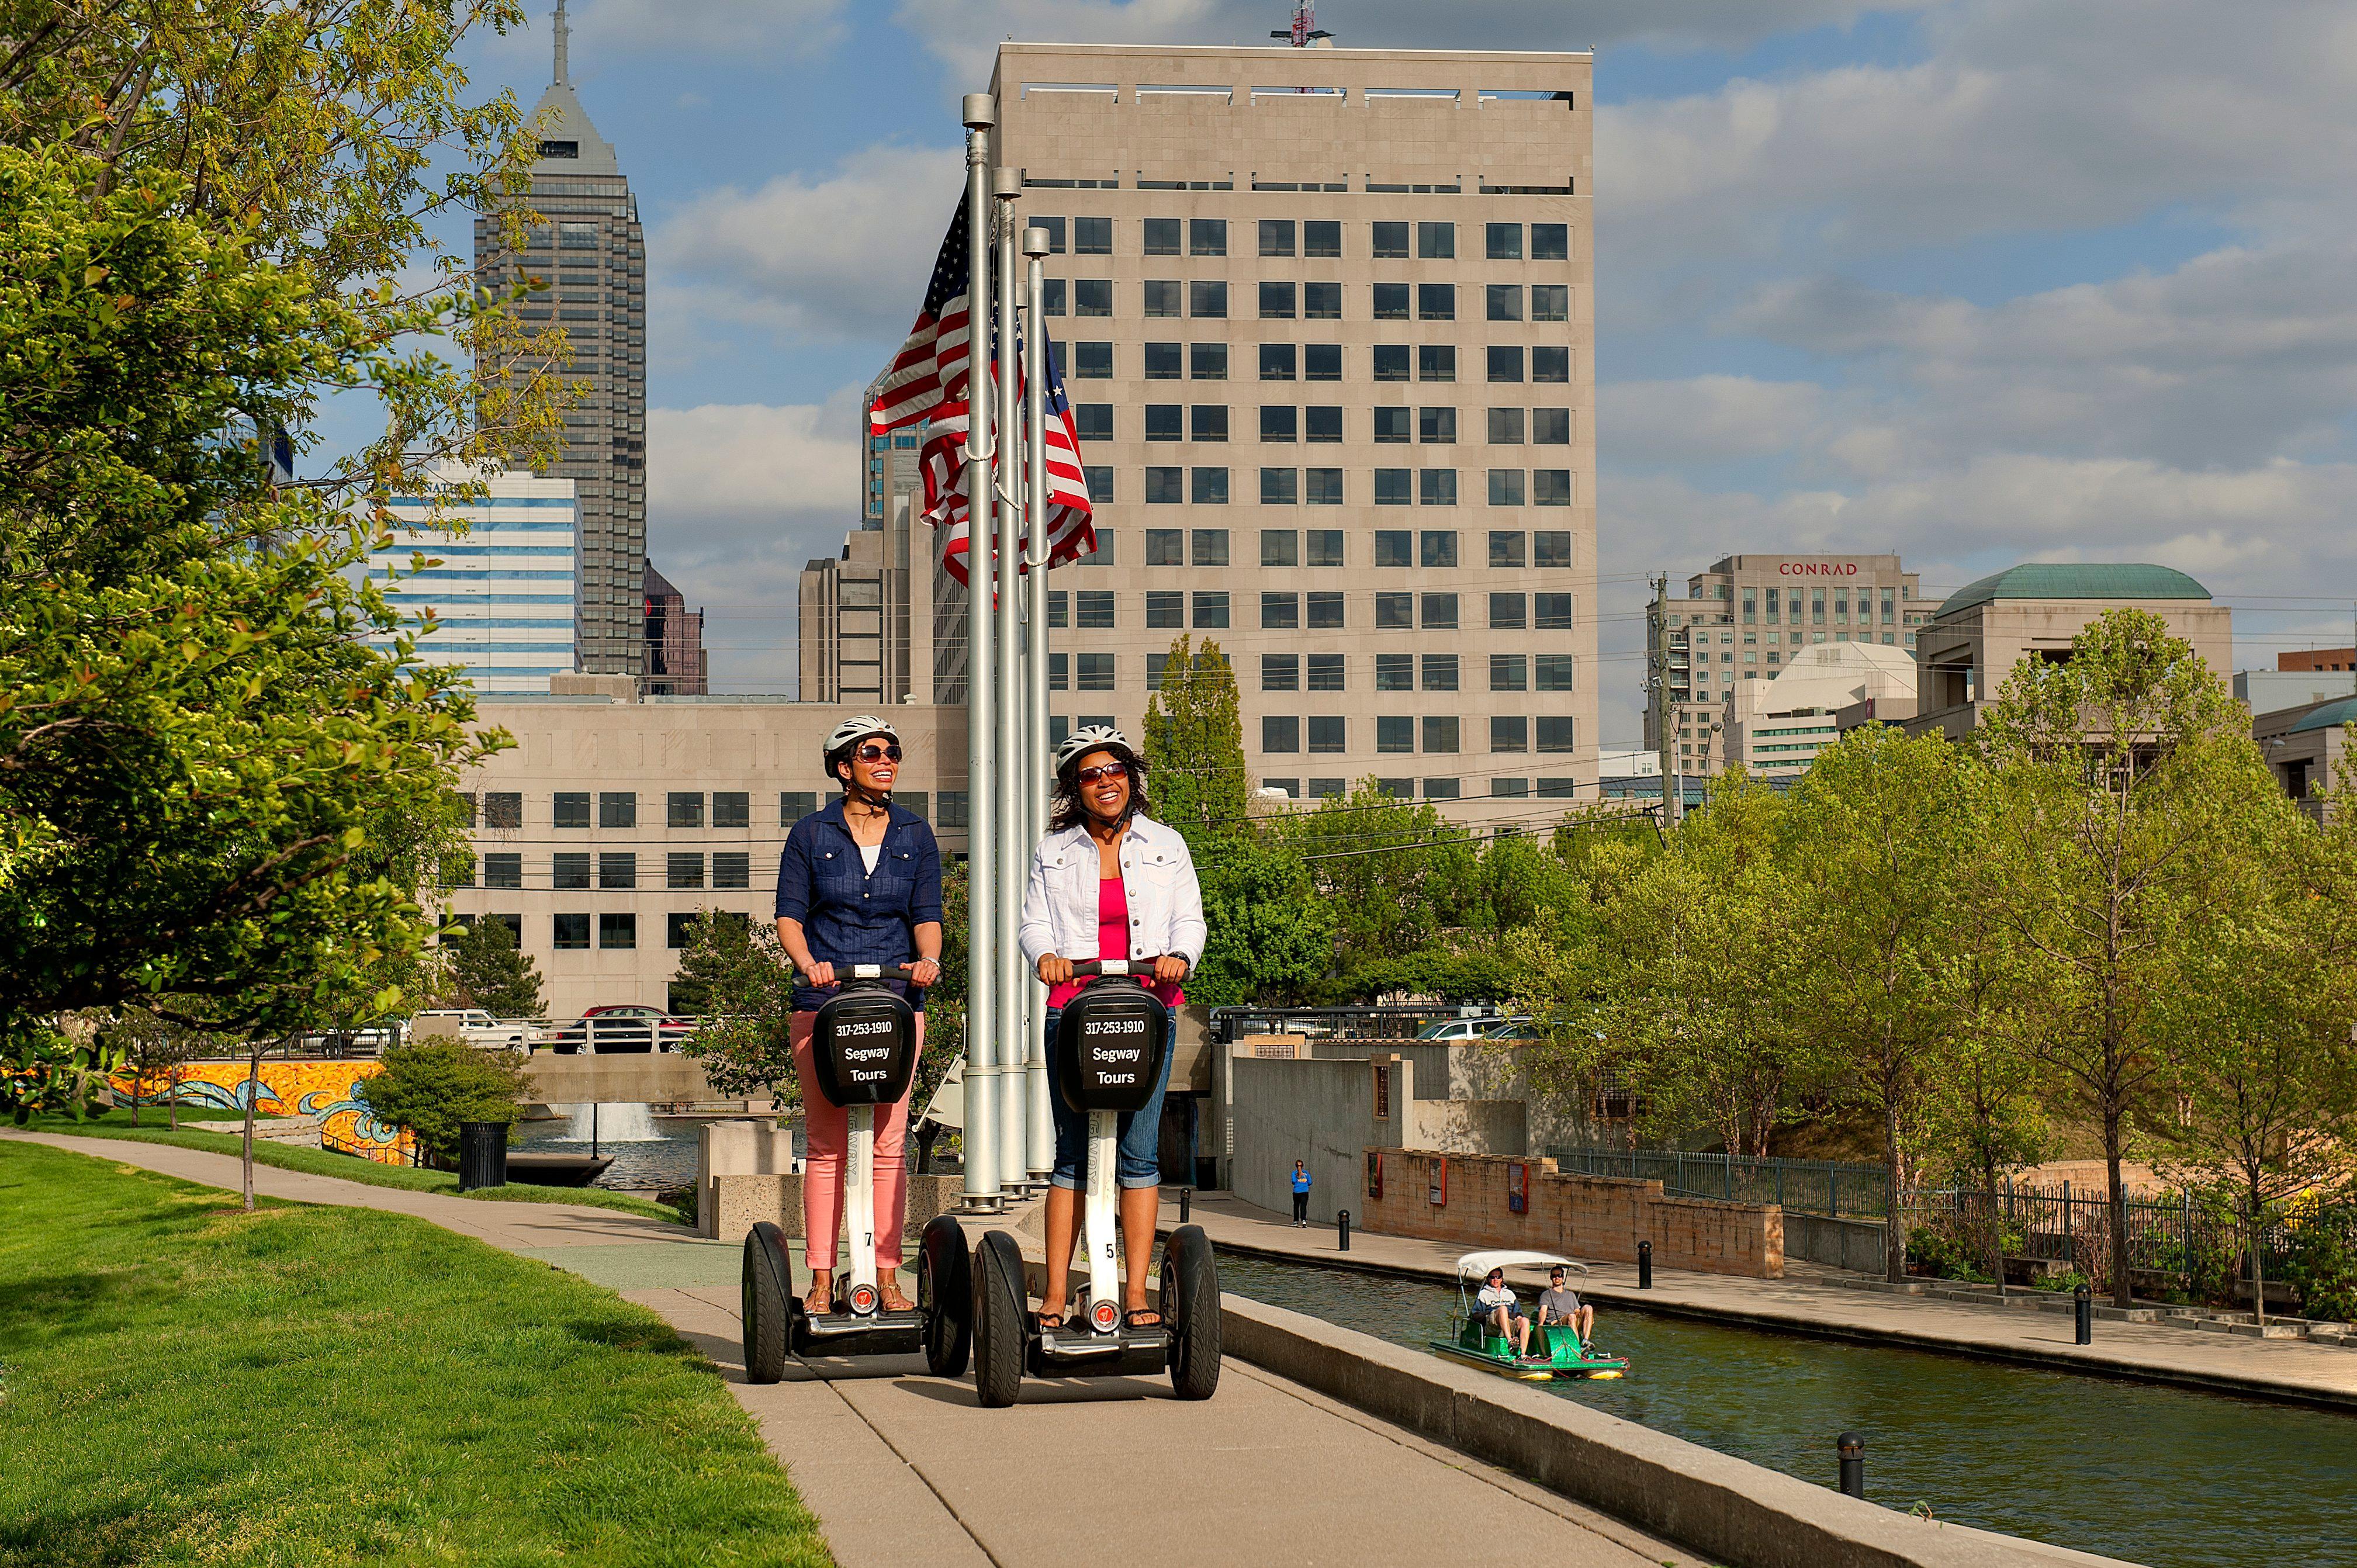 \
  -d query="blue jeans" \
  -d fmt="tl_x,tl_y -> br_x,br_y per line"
1044,1004 -> 1176,1190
